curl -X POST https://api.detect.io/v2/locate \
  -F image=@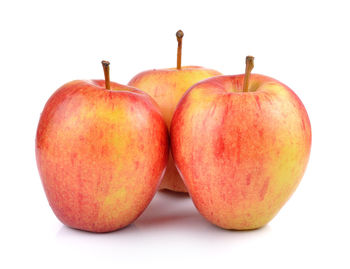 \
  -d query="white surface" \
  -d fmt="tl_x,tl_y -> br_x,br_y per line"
1,0 -> 349,268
